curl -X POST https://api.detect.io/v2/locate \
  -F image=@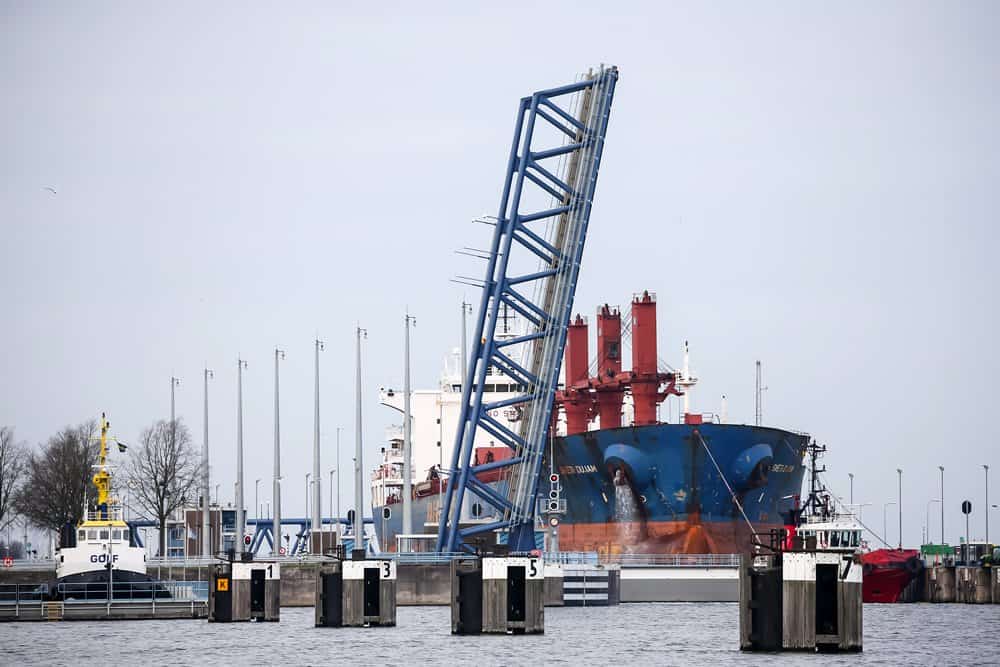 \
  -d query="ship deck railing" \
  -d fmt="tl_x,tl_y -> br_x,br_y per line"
545,552 -> 741,568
